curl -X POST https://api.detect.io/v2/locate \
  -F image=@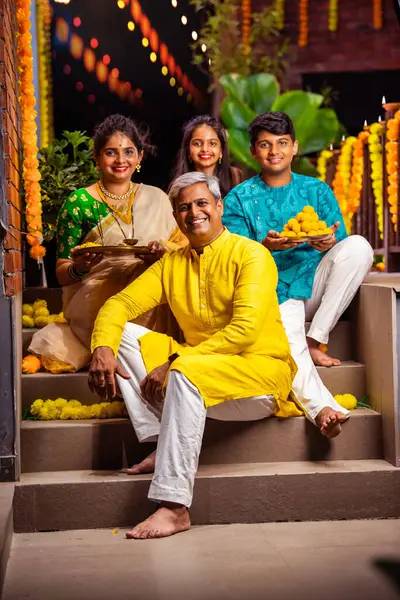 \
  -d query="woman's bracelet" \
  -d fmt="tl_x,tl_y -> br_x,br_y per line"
68,263 -> 87,281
